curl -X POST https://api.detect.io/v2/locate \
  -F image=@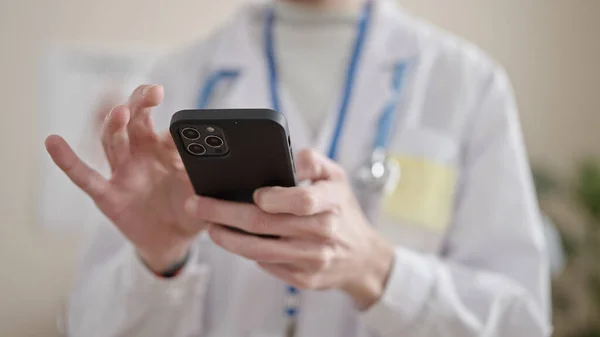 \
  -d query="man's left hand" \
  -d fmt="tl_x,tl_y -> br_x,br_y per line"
185,149 -> 395,310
